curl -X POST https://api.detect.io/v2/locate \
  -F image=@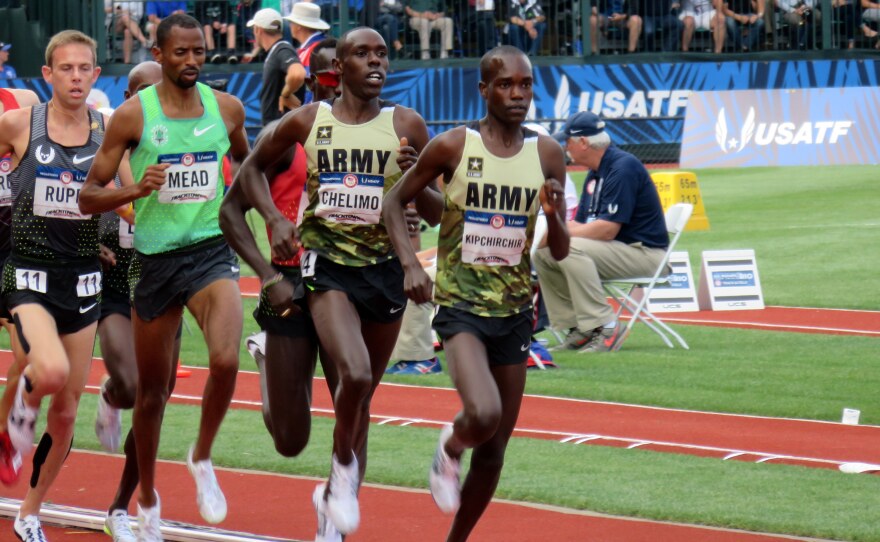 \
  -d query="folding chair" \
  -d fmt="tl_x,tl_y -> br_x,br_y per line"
602,203 -> 694,350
